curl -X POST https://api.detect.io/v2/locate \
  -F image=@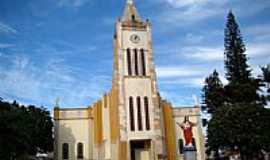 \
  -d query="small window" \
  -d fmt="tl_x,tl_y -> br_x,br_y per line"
129,97 -> 135,131
140,49 -> 146,76
137,97 -> 143,131
62,143 -> 69,160
77,143 -> 84,159
144,97 -> 150,130
127,48 -> 132,76
131,14 -> 135,21
134,49 -> 139,76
